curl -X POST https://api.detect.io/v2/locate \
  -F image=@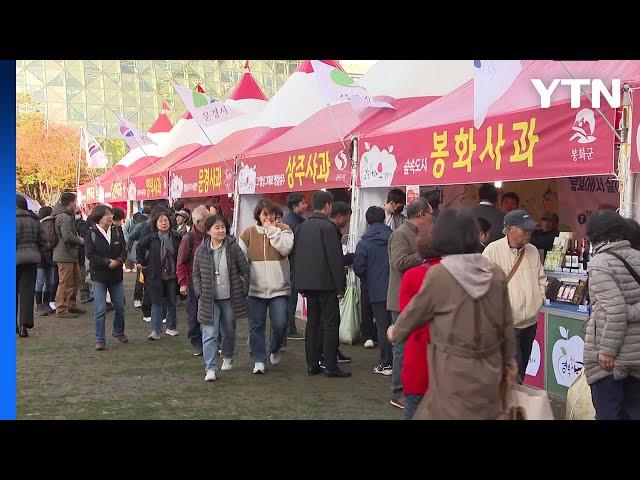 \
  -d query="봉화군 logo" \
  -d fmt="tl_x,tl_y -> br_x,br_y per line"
569,108 -> 596,144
